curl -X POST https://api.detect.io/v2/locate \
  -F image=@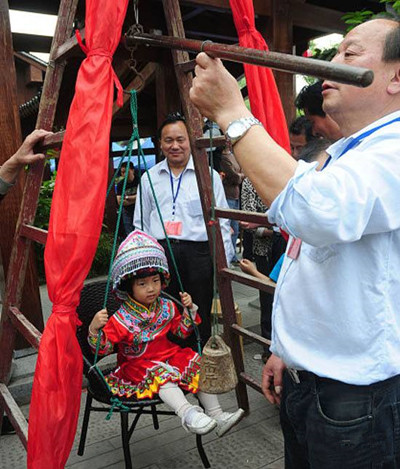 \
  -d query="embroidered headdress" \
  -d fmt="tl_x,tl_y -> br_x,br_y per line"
111,229 -> 170,300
